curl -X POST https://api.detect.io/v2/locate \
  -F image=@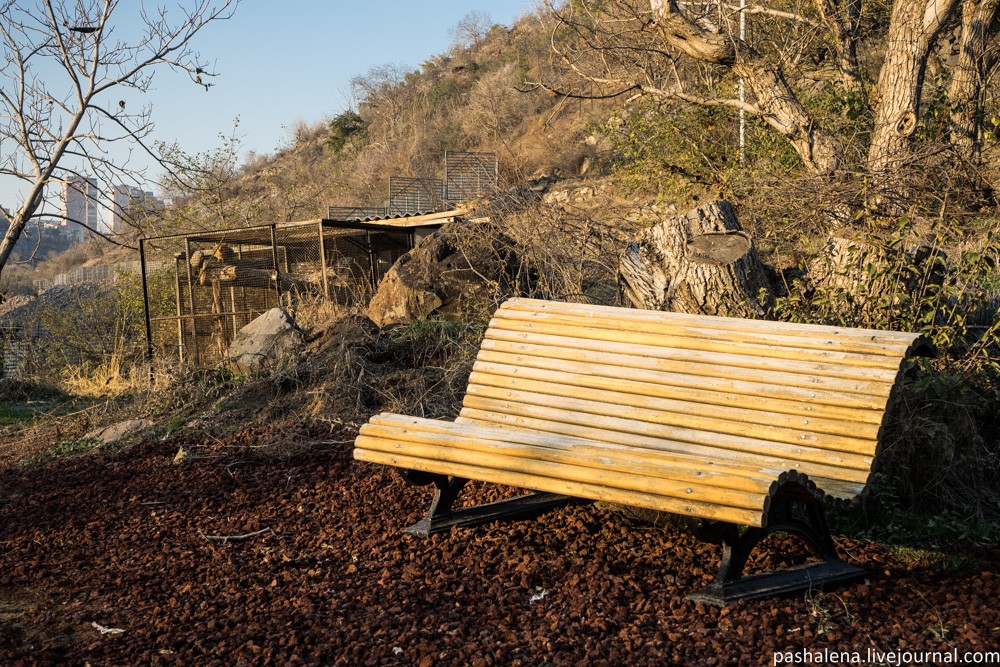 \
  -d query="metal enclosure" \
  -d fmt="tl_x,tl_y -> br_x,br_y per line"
139,219 -> 434,368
